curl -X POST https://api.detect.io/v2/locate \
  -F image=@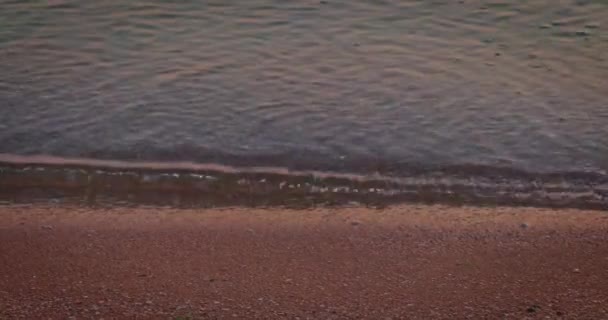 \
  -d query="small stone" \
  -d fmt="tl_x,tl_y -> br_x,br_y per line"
495,52 -> 501,56
520,223 -> 529,229
527,306 -> 537,313
585,23 -> 599,29
350,220 -> 361,226
575,30 -> 590,36
573,268 -> 581,273
539,24 -> 551,29
145,300 -> 153,305
41,225 -> 53,230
